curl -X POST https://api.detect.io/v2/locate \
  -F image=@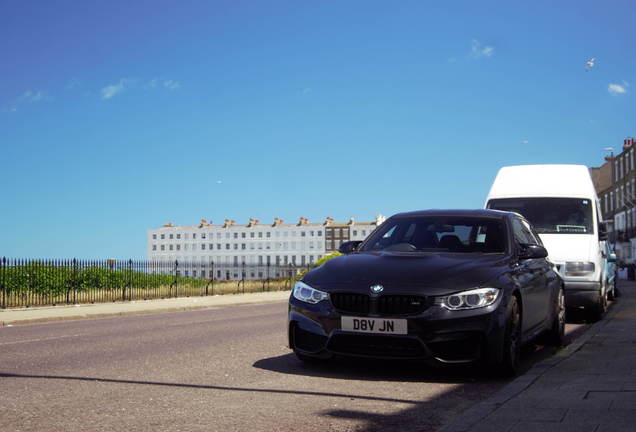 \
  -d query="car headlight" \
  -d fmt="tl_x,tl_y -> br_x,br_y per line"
434,288 -> 500,310
293,281 -> 328,304
565,262 -> 595,277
